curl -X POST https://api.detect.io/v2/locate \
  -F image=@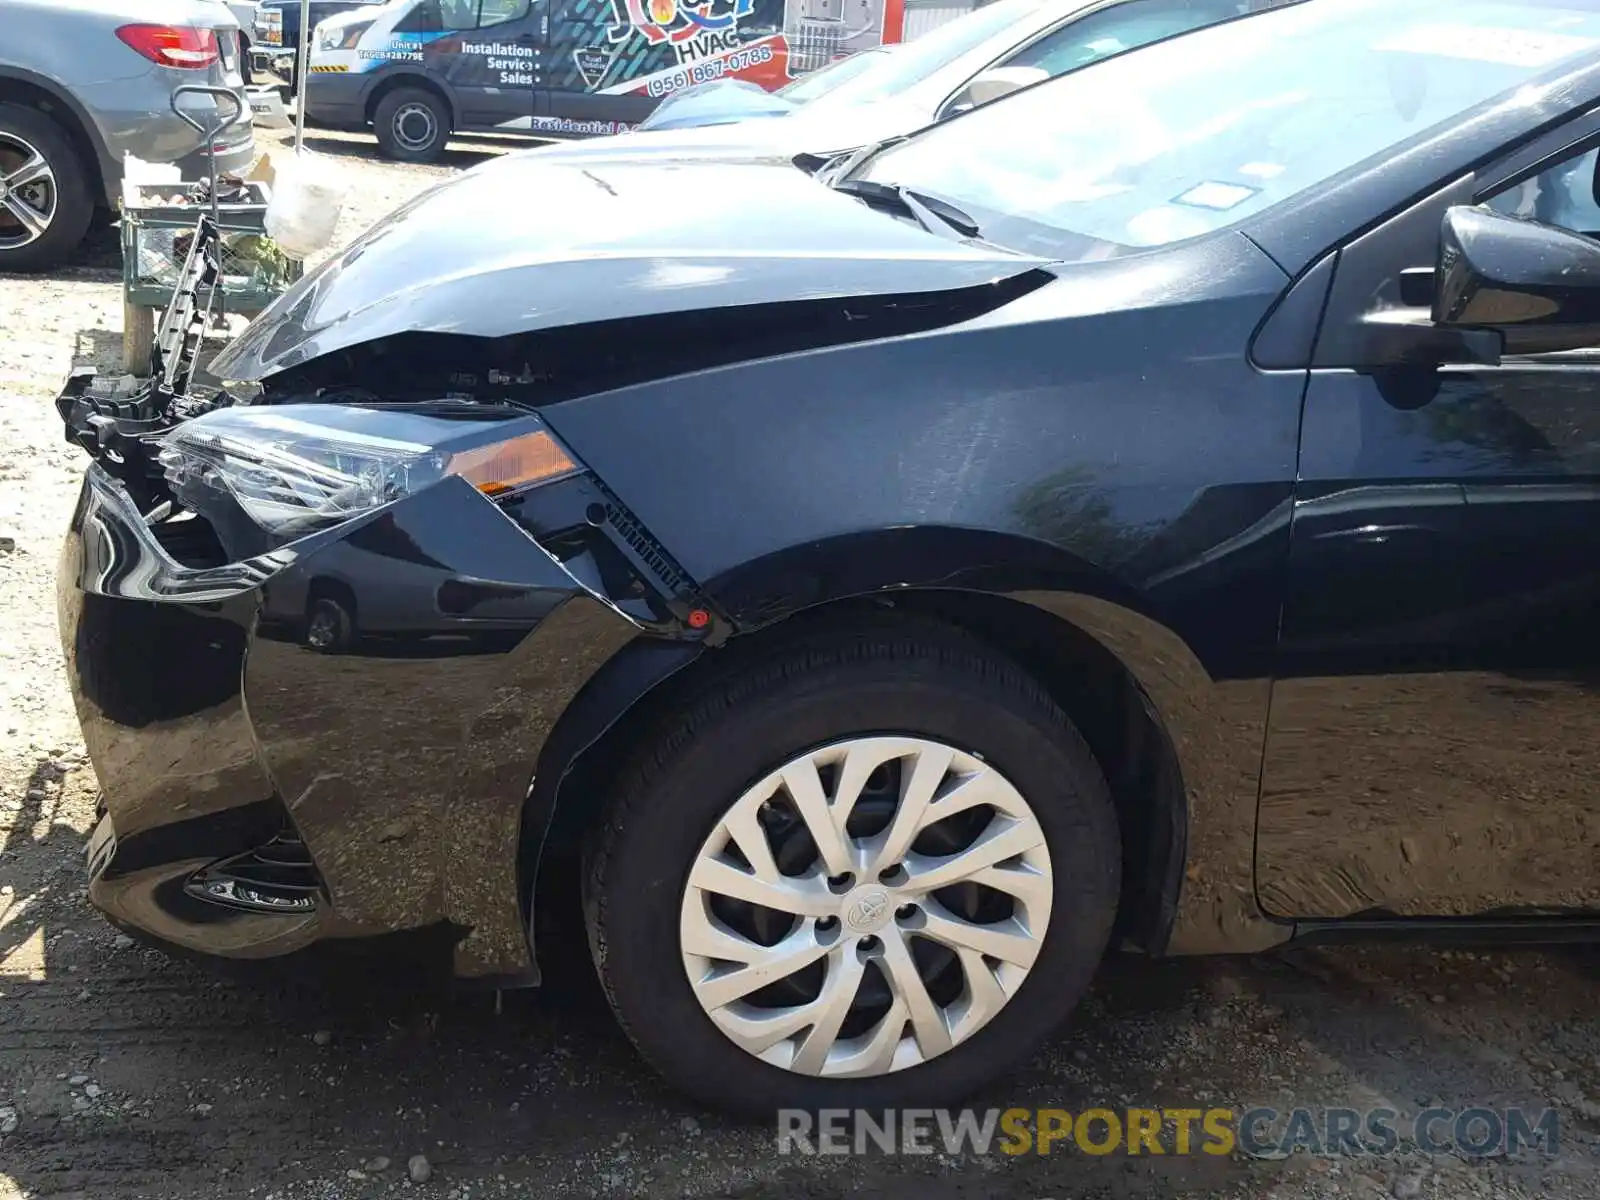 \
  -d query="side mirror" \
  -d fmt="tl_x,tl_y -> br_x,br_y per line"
1435,204 -> 1600,352
947,65 -> 1049,114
